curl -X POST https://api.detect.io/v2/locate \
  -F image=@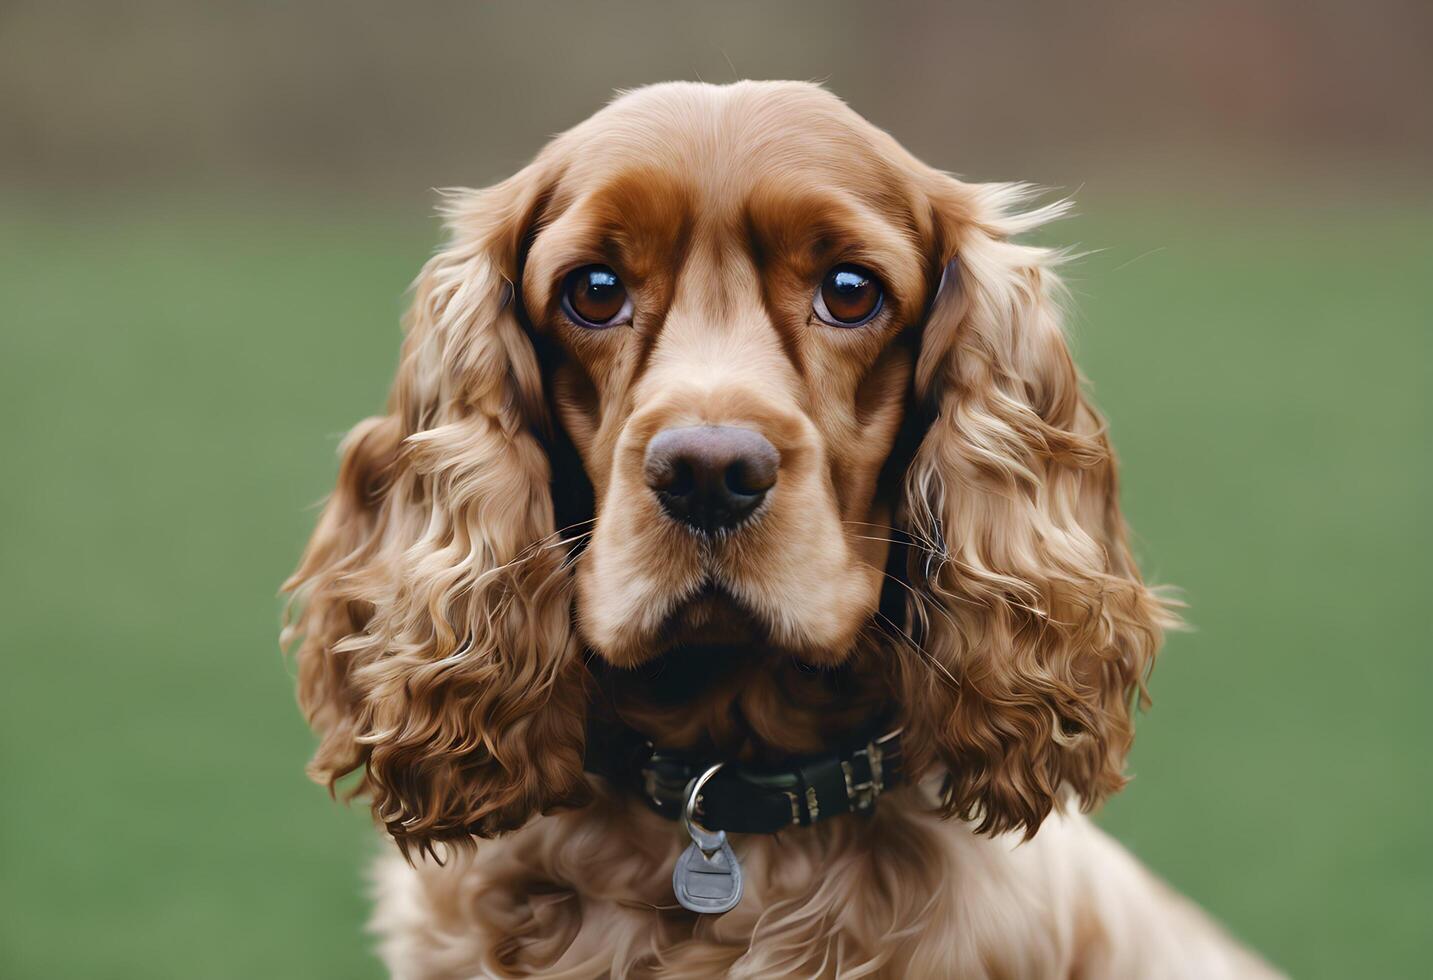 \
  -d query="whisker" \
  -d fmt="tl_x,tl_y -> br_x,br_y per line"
847,532 -> 906,547
477,523 -> 594,580
873,609 -> 961,693
840,519 -> 904,532
842,519 -> 948,561
478,526 -> 593,625
855,548 -> 980,622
